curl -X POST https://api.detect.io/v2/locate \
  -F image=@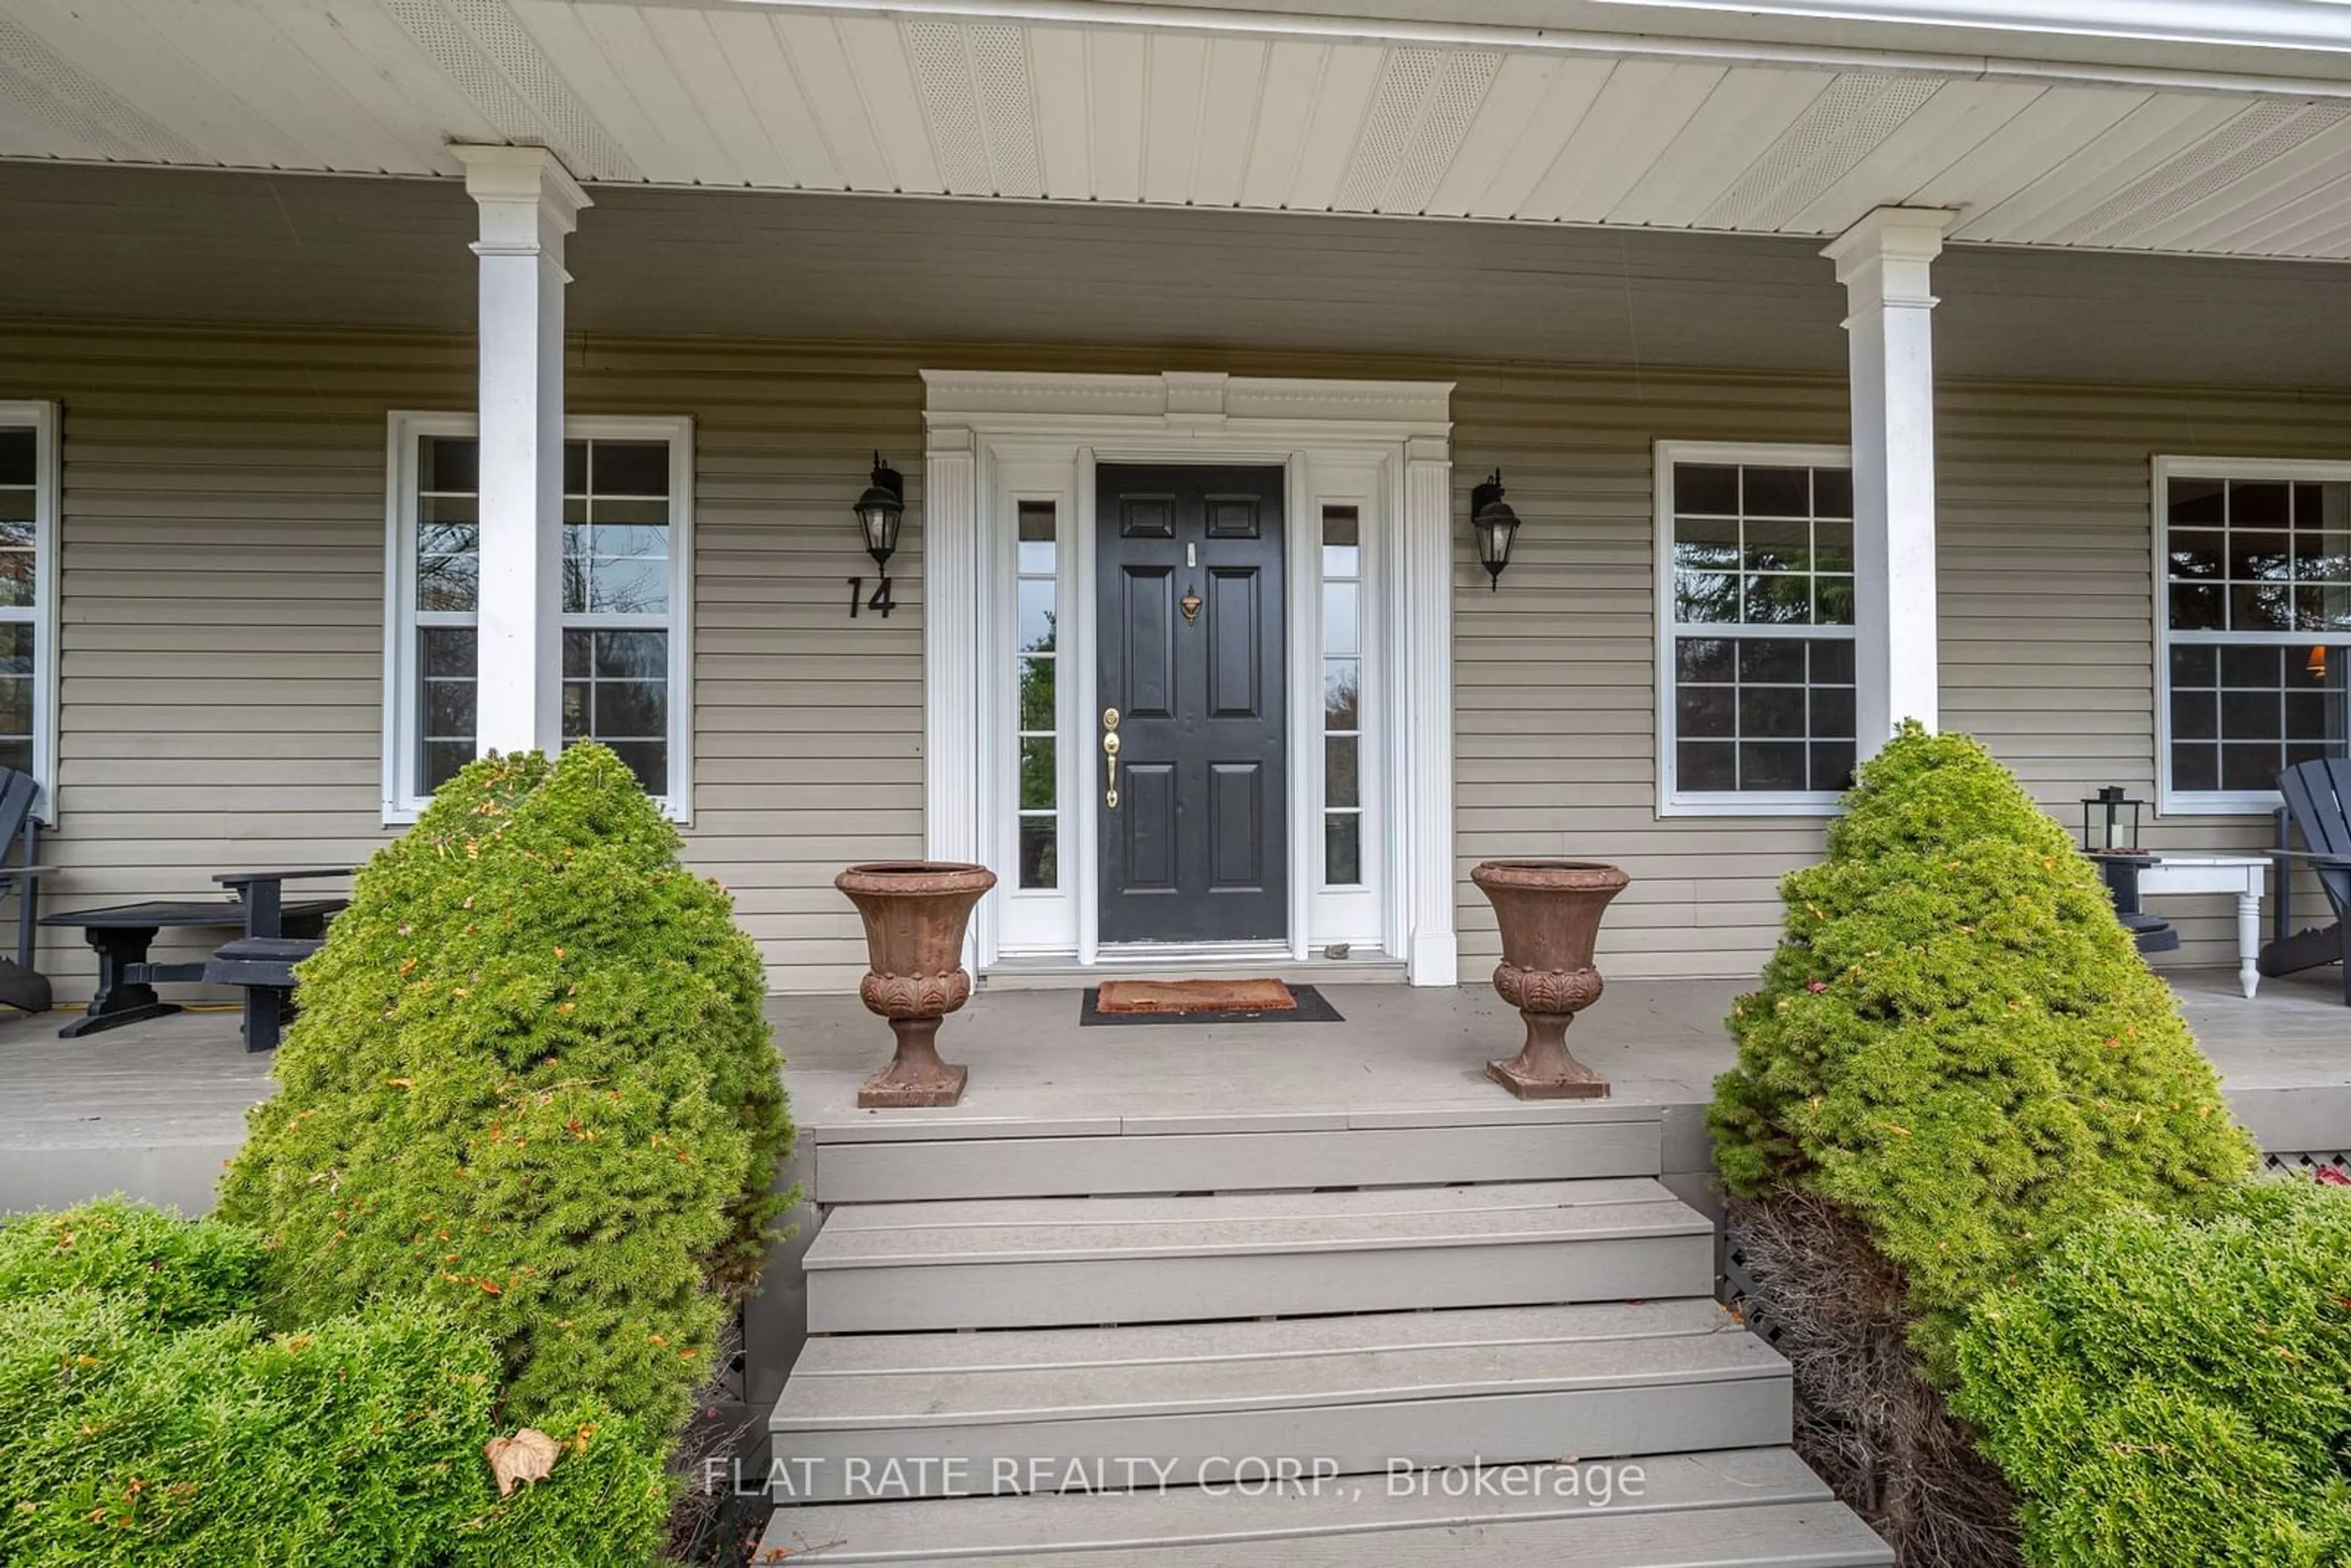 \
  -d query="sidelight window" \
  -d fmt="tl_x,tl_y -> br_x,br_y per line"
1014,501 -> 1059,888
2157,459 -> 2351,811
385,413 -> 692,822
1322,506 -> 1365,887
1656,443 -> 1857,815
